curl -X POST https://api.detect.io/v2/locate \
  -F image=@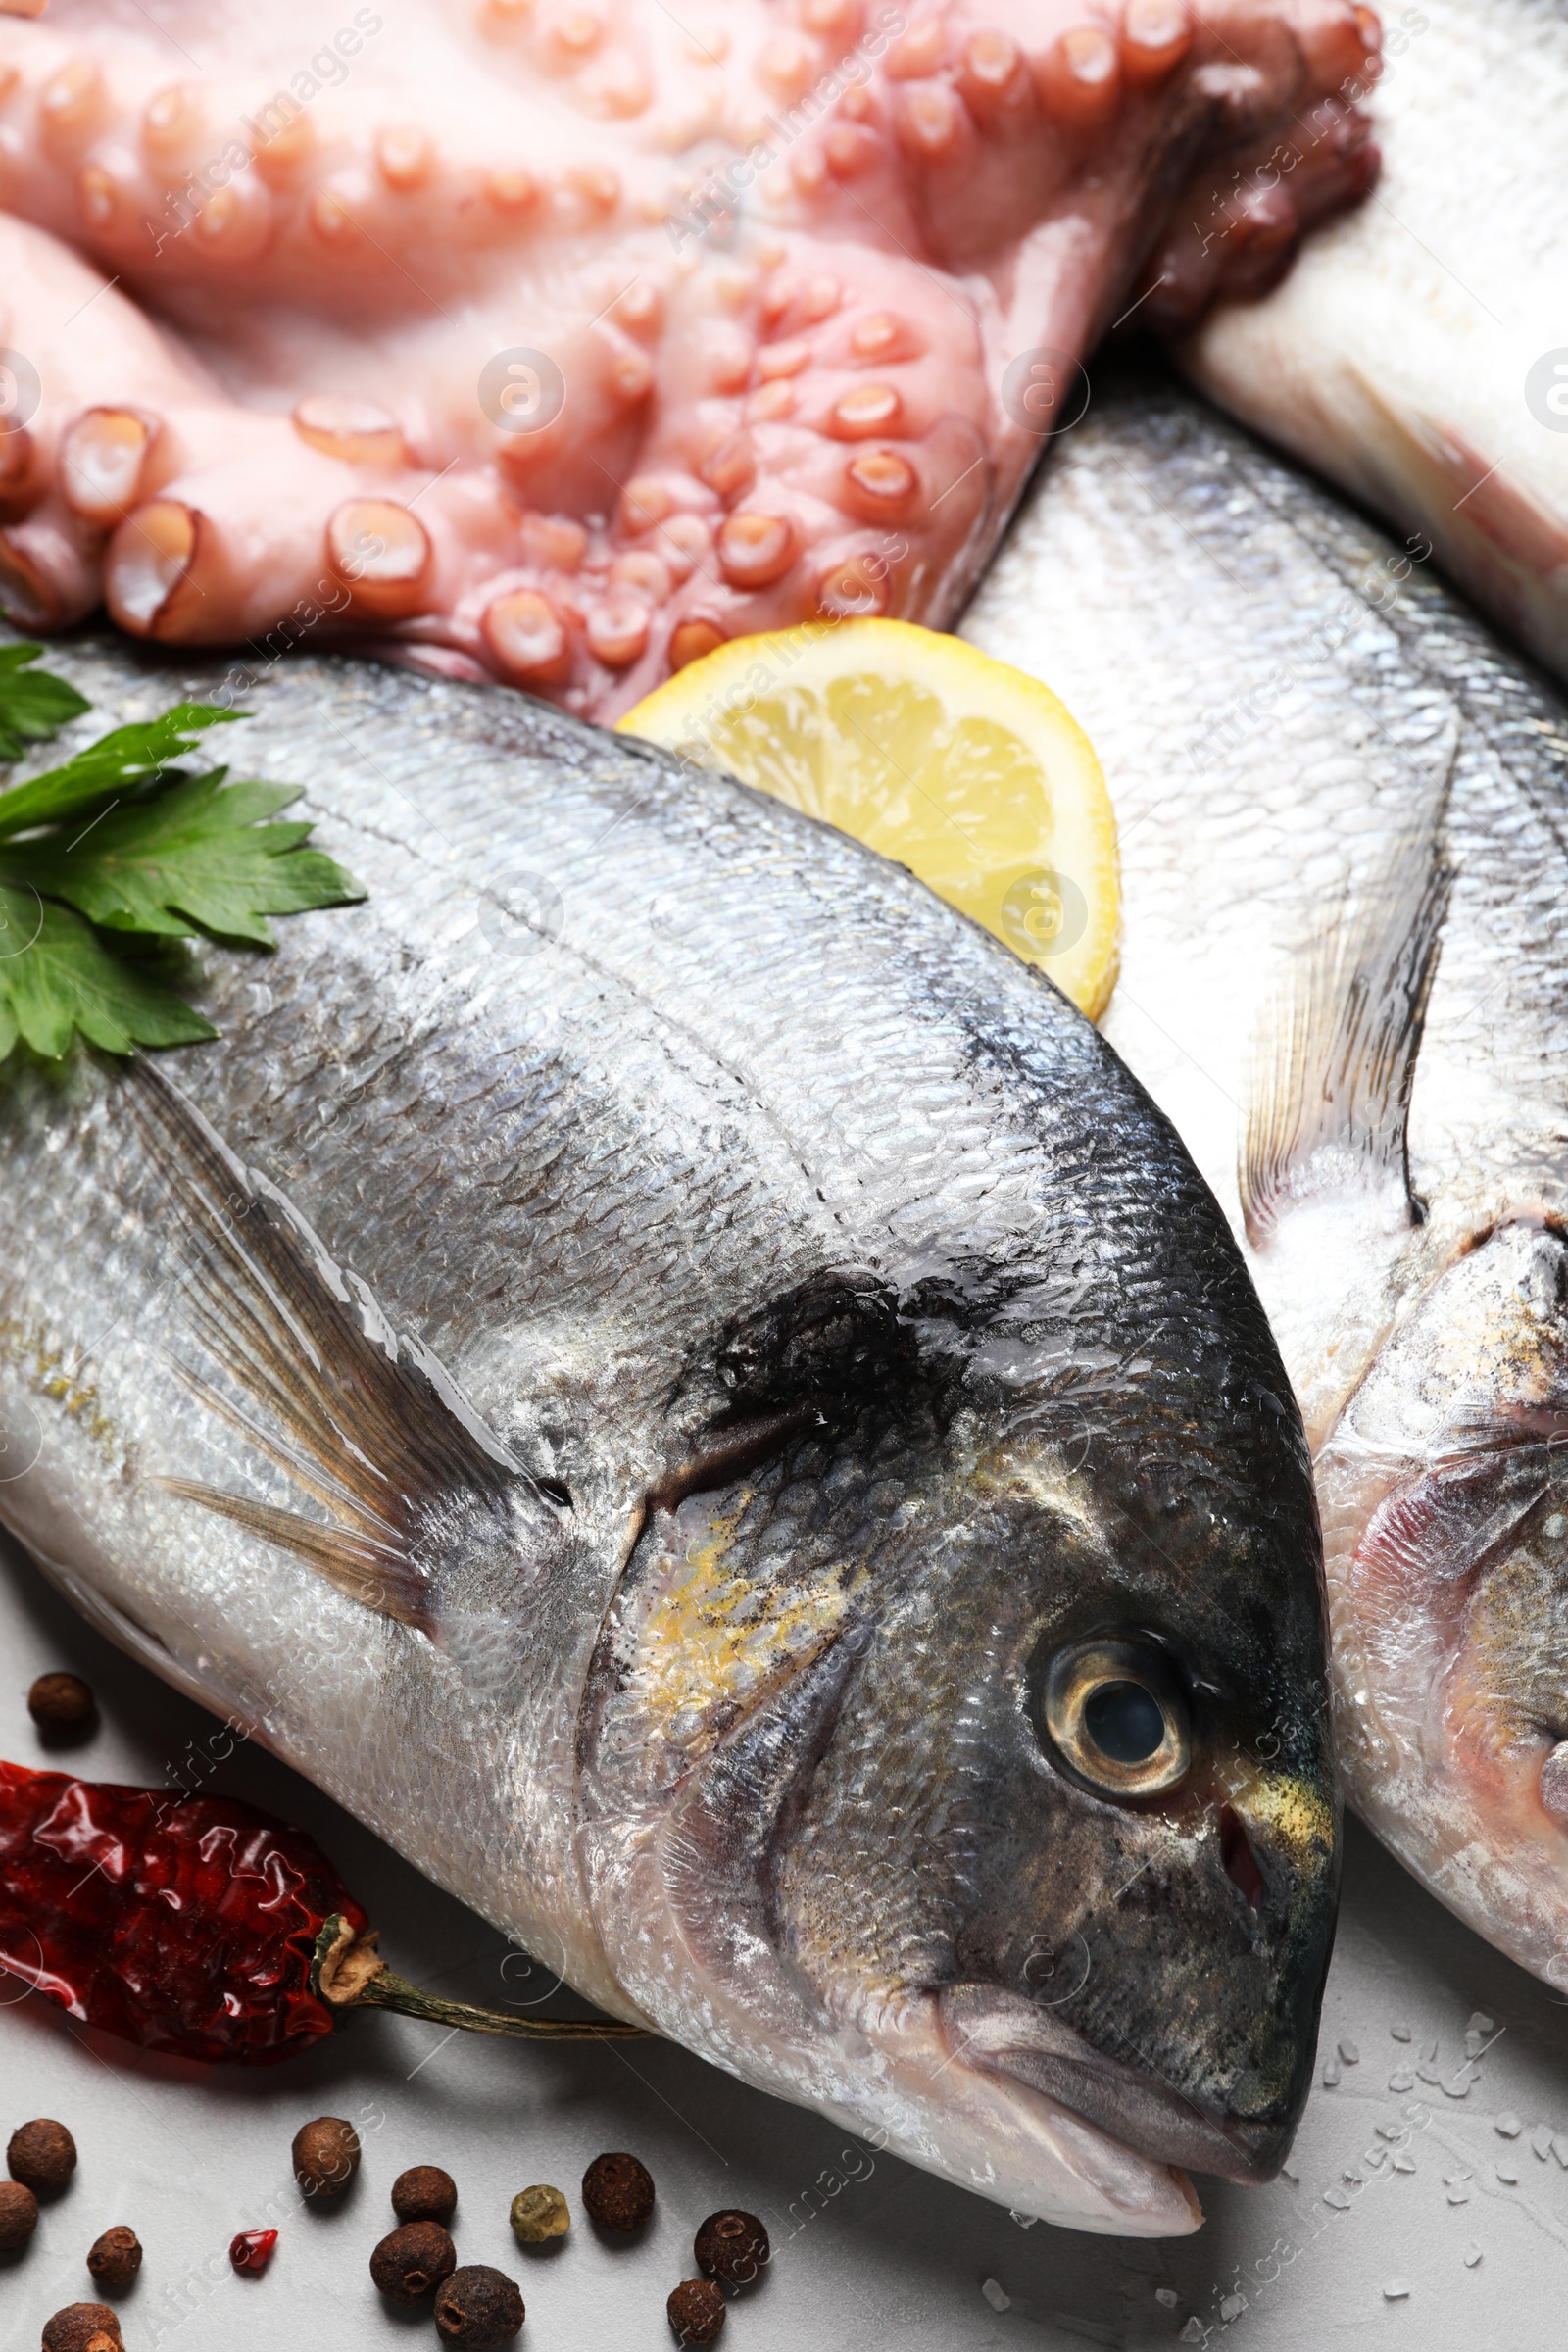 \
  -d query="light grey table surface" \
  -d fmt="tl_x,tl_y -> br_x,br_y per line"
1,1528 -> 1563,2352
